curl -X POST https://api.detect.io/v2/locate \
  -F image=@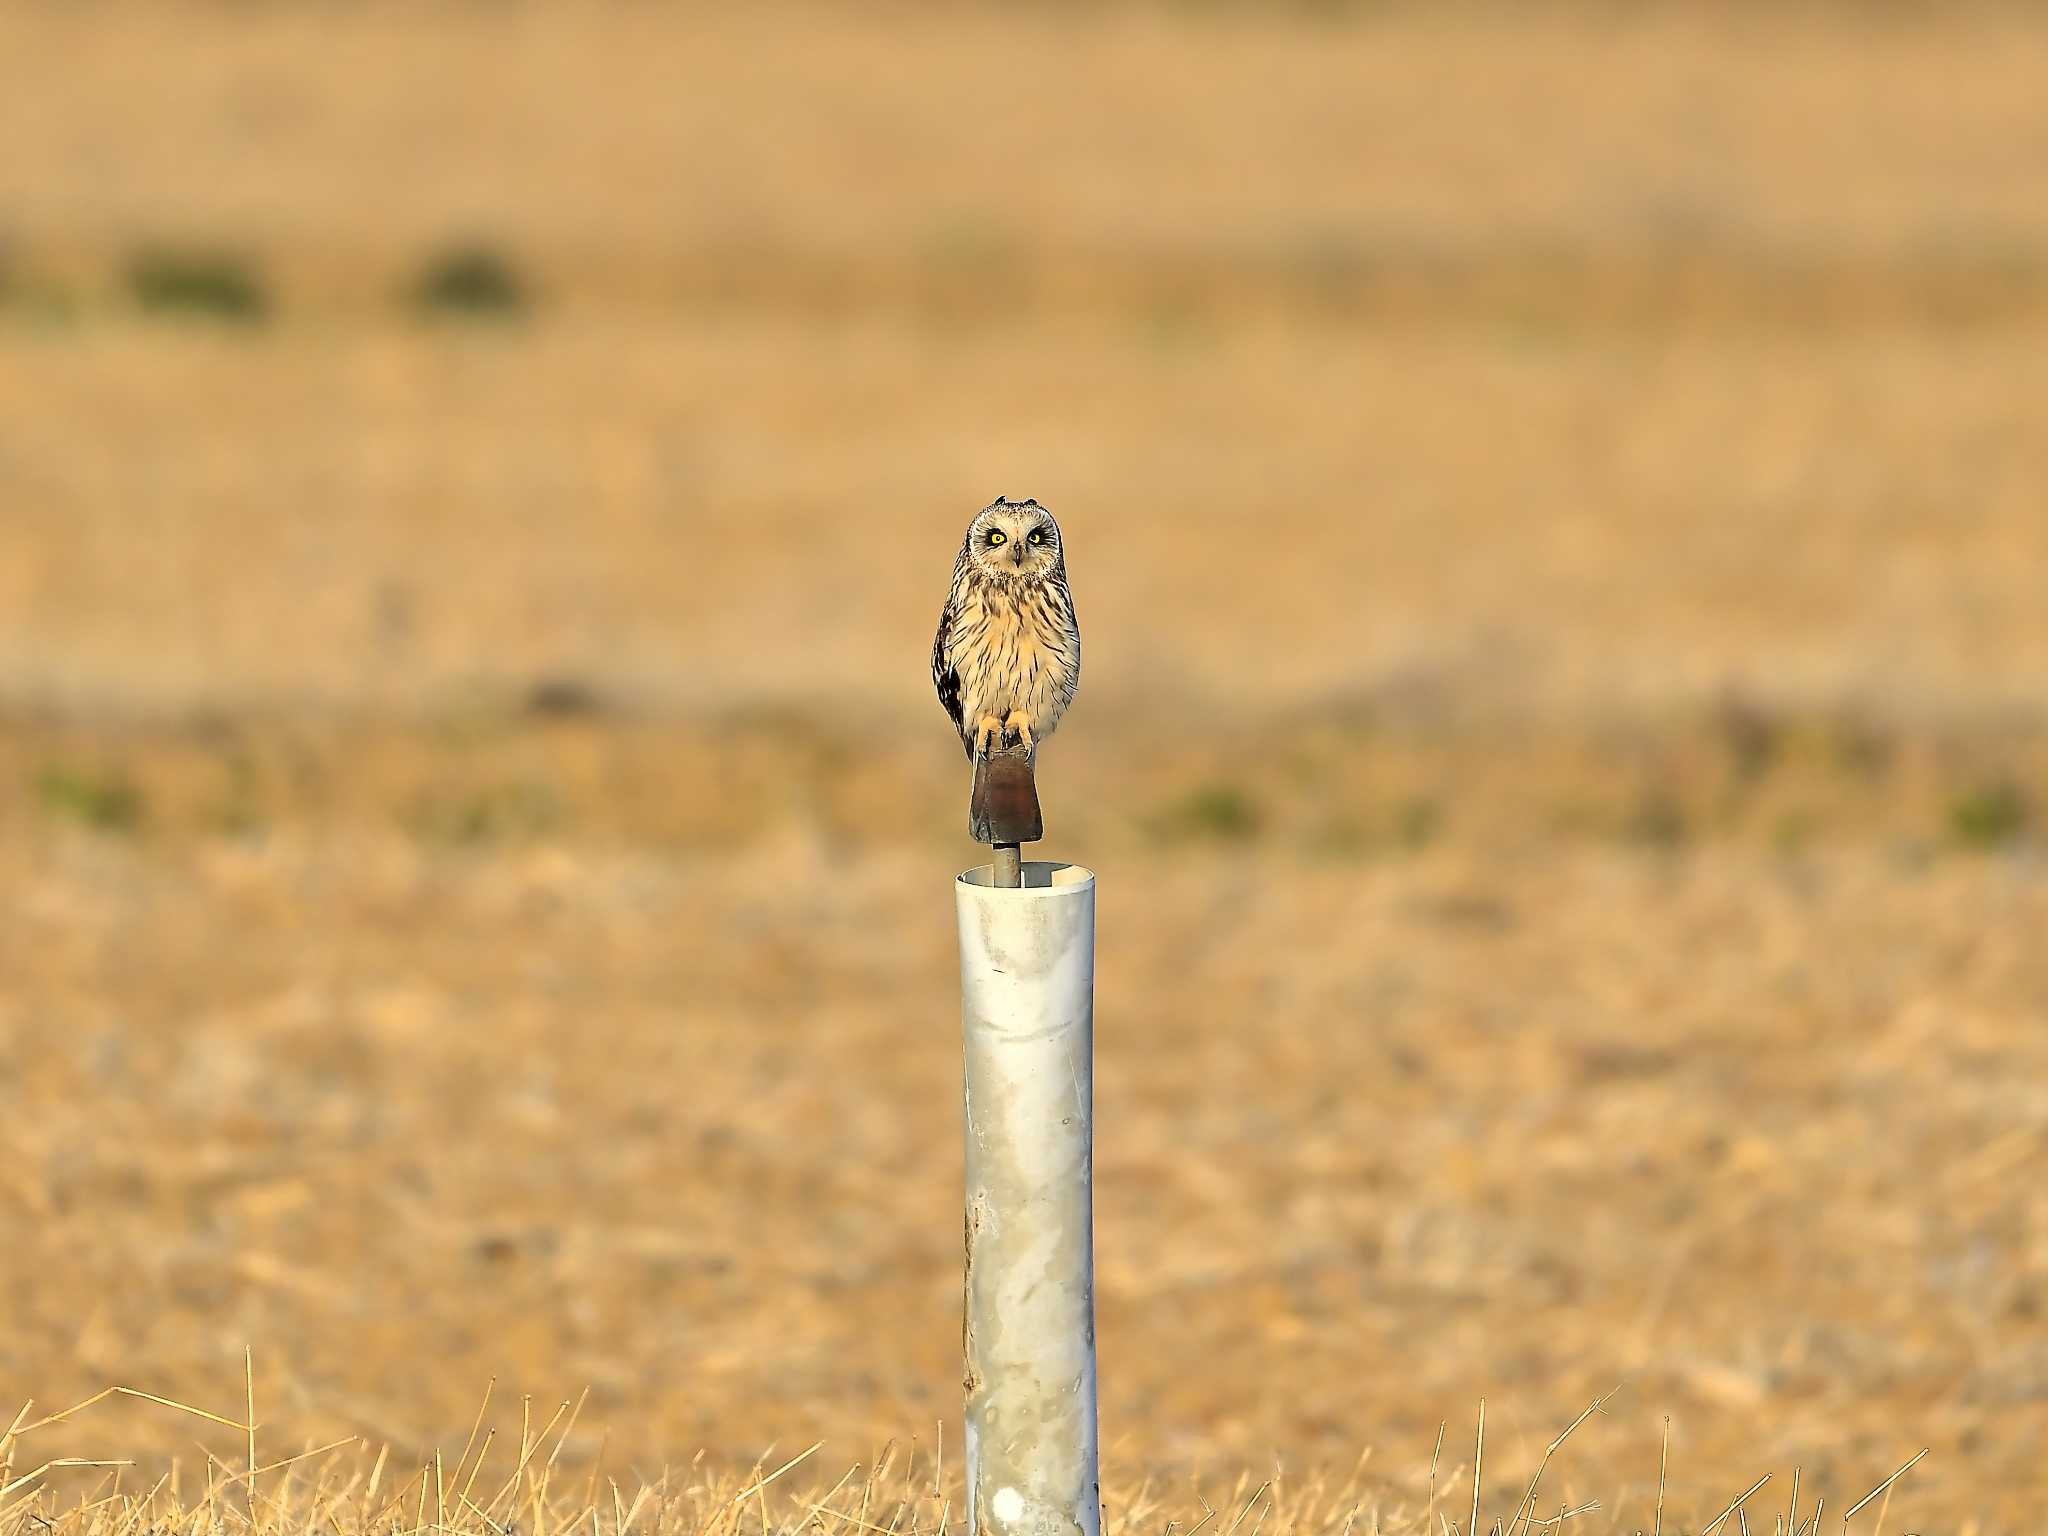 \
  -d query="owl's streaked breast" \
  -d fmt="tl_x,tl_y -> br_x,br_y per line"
943,573 -> 1080,740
